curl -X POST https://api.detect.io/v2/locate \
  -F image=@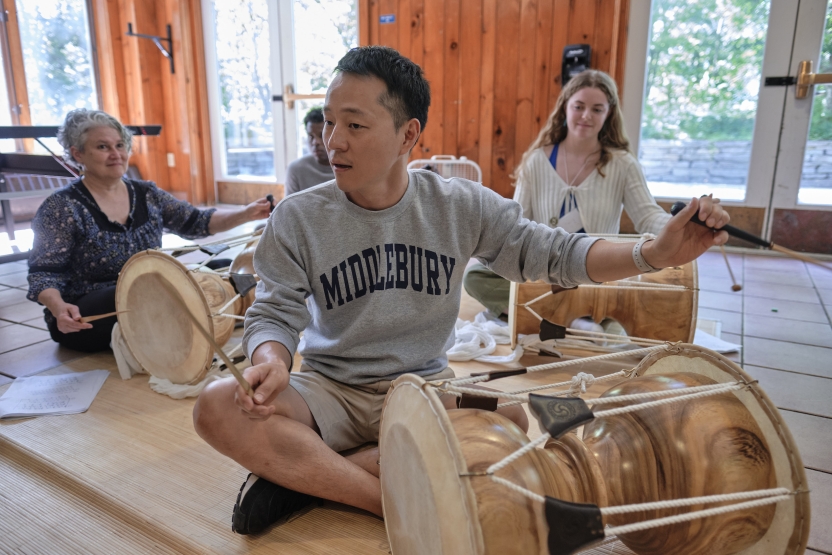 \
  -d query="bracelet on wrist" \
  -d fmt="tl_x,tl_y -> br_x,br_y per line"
632,237 -> 662,274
